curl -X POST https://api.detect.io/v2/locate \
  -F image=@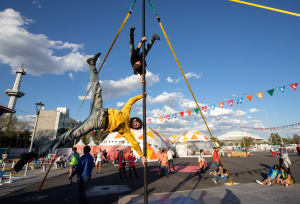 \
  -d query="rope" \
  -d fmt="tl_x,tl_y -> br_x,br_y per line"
148,0 -> 234,185
78,0 -> 136,112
